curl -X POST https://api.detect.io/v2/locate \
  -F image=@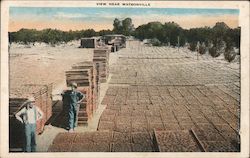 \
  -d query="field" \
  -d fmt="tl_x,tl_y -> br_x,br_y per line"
9,40 -> 240,152
97,40 -> 240,152
9,41 -> 93,98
